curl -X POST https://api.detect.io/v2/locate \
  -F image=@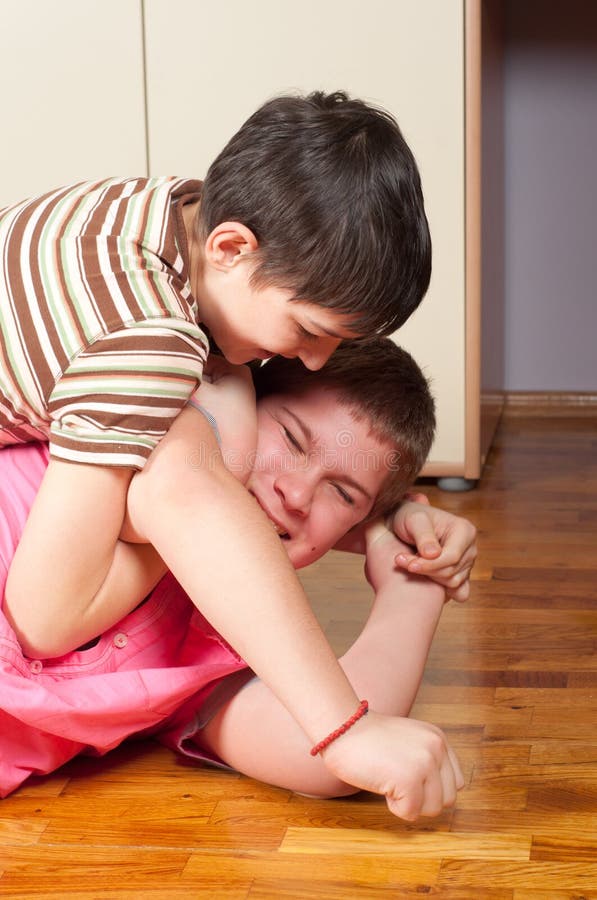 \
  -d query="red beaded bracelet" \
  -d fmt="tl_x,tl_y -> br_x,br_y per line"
309,700 -> 369,756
